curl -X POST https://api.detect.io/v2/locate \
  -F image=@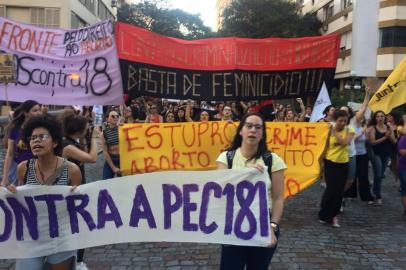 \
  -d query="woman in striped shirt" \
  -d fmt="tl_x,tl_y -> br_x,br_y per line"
100,109 -> 121,179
